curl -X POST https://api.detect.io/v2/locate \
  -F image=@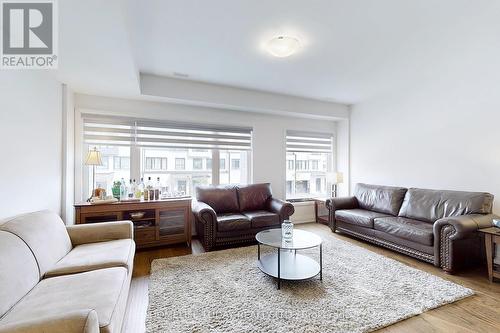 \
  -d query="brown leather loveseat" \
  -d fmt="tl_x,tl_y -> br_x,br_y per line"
327,183 -> 495,273
192,183 -> 294,251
